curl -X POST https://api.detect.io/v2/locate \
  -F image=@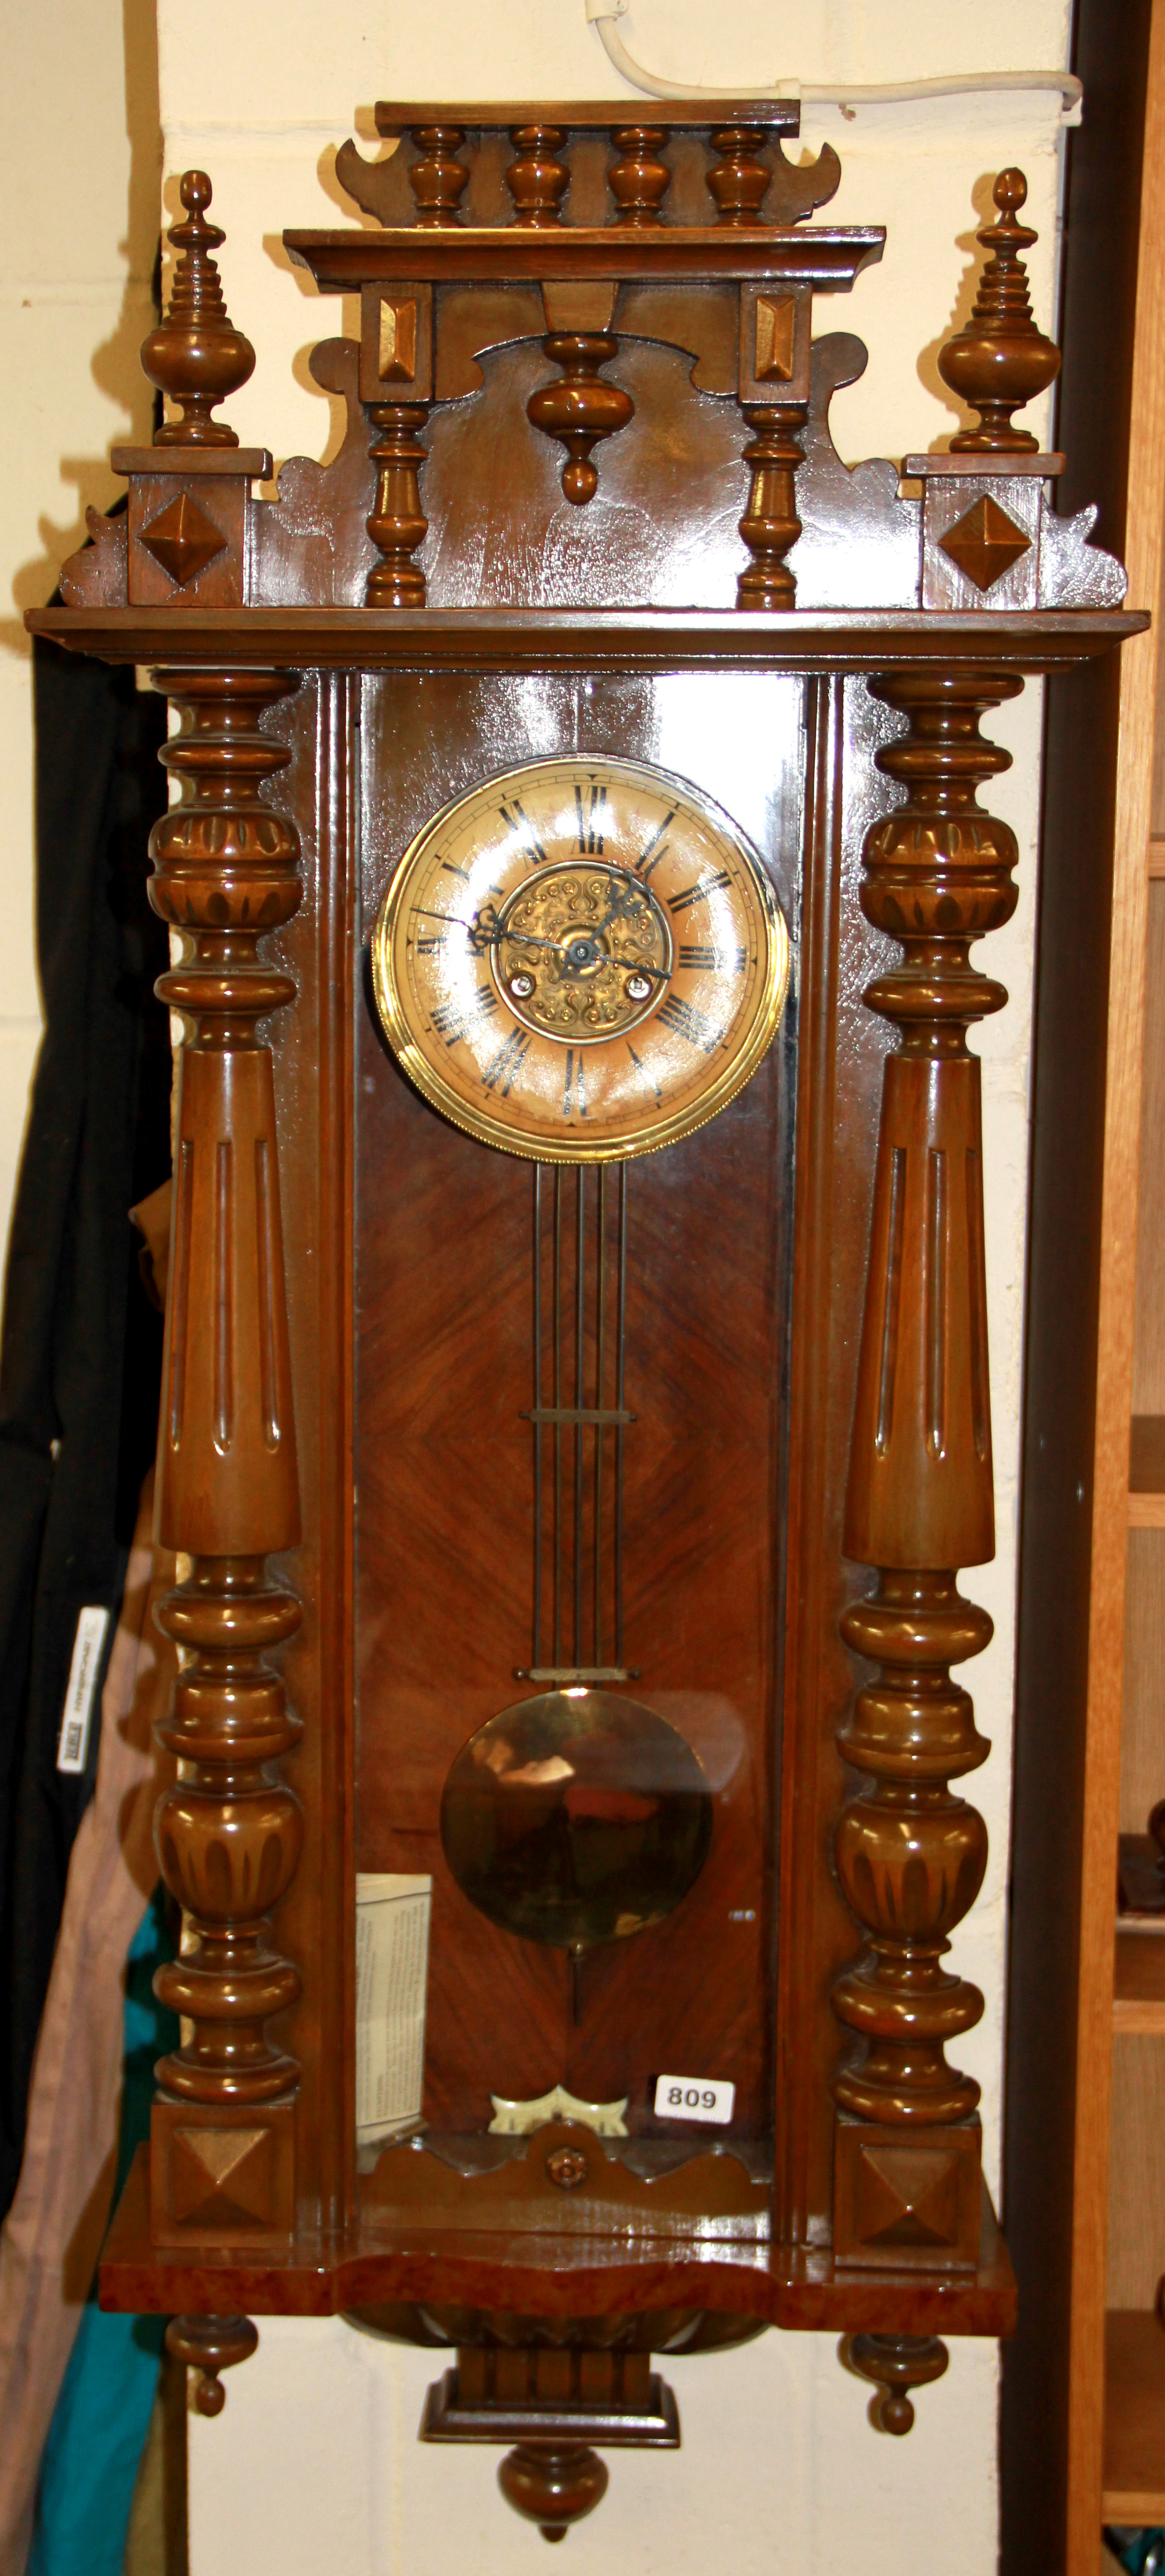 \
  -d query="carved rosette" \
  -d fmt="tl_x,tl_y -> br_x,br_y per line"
832,667 -> 1021,2321
146,668 -> 304,2279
